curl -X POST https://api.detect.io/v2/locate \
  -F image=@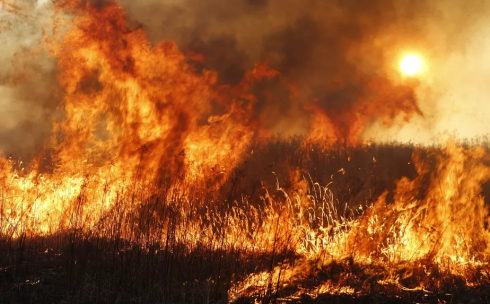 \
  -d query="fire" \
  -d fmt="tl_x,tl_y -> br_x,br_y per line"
400,54 -> 422,76
1,0 -> 490,302
229,142 -> 490,301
